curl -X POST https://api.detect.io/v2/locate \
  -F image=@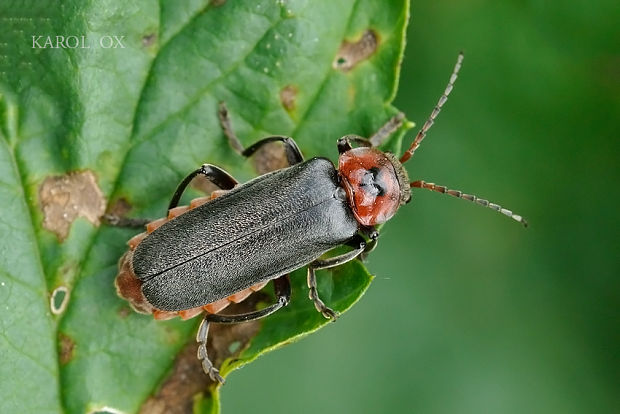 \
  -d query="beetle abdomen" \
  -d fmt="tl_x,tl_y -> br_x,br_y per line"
134,158 -> 359,311
115,188 -> 269,320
